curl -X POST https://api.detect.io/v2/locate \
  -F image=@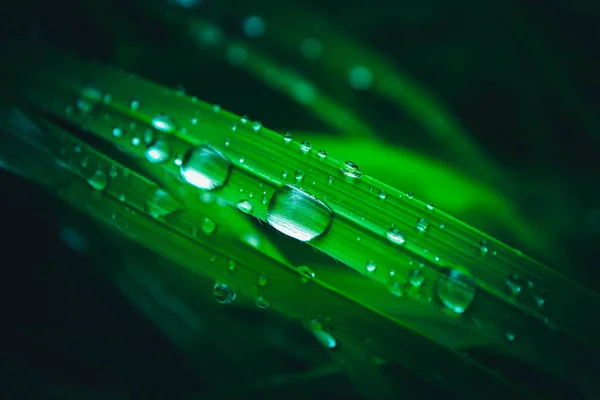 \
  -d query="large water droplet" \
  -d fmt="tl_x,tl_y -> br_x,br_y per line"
385,228 -> 406,245
145,140 -> 171,163
236,200 -> 253,214
435,267 -> 476,314
152,113 -> 176,133
267,184 -> 332,242
408,269 -> 424,287
180,145 -> 232,190
213,282 -> 236,304
340,161 -> 363,179
87,170 -> 108,191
